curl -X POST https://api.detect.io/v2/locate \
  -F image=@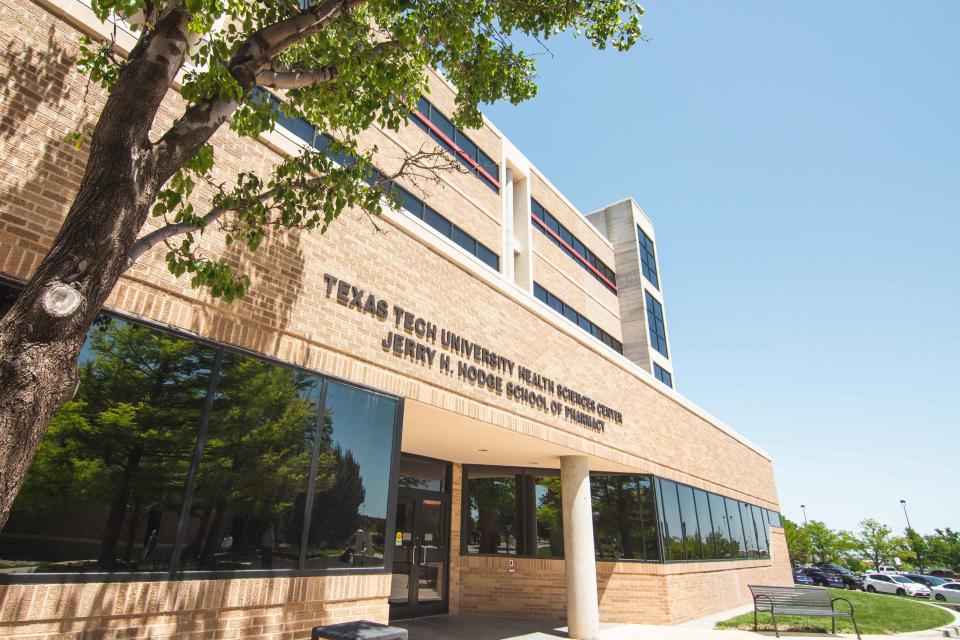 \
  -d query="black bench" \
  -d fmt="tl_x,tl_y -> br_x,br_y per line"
311,621 -> 408,640
748,584 -> 860,639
